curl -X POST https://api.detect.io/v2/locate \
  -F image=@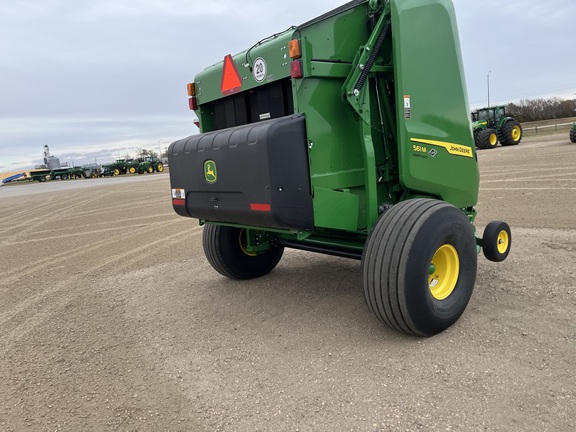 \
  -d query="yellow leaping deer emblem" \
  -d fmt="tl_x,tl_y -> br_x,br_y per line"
204,160 -> 217,183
